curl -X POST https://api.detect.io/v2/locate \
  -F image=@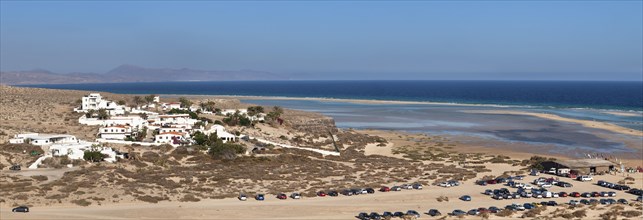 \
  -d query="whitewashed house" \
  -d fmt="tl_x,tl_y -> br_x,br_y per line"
221,109 -> 265,121
9,133 -> 79,146
200,125 -> 237,143
78,115 -> 148,129
162,102 -> 182,110
98,125 -> 132,140
74,93 -> 126,115
154,132 -> 186,145
153,114 -> 199,129
159,127 -> 186,134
